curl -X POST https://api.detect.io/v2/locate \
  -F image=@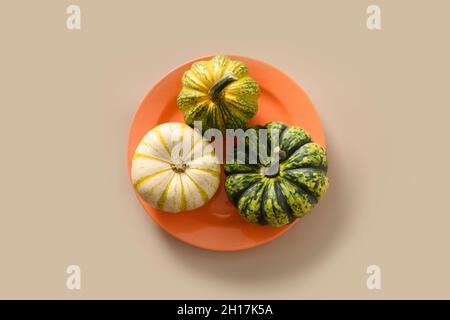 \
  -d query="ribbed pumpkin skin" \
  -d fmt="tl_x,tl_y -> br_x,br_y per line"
131,123 -> 220,213
224,122 -> 329,227
177,55 -> 260,133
